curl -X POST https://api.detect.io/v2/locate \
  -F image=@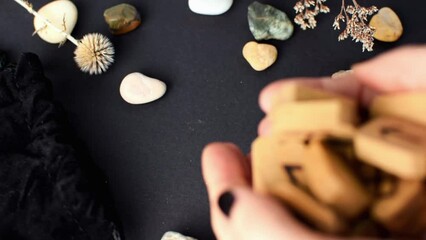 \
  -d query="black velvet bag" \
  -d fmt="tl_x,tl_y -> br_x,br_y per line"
0,52 -> 122,240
